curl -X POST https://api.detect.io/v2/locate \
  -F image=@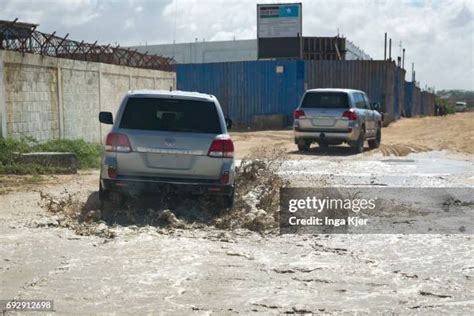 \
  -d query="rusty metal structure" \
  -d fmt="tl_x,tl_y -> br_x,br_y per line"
303,37 -> 346,60
0,19 -> 174,71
